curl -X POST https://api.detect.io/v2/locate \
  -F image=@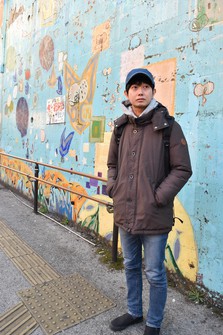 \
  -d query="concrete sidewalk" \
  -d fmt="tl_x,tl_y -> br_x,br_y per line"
0,185 -> 222,335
